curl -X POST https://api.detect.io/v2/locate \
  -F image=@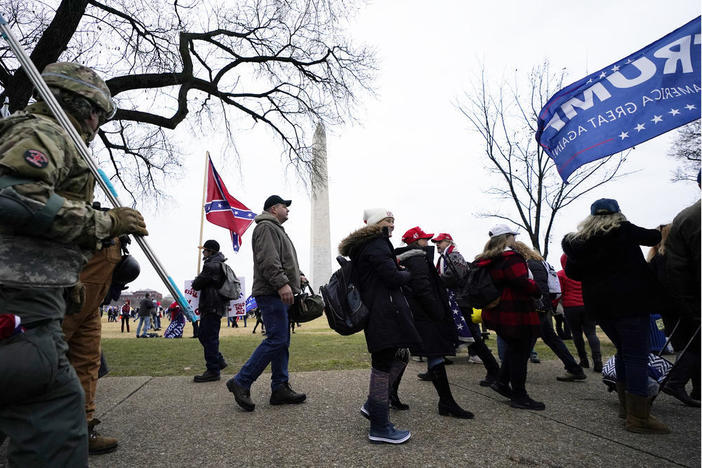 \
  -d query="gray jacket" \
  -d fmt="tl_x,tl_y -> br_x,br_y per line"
251,212 -> 301,297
